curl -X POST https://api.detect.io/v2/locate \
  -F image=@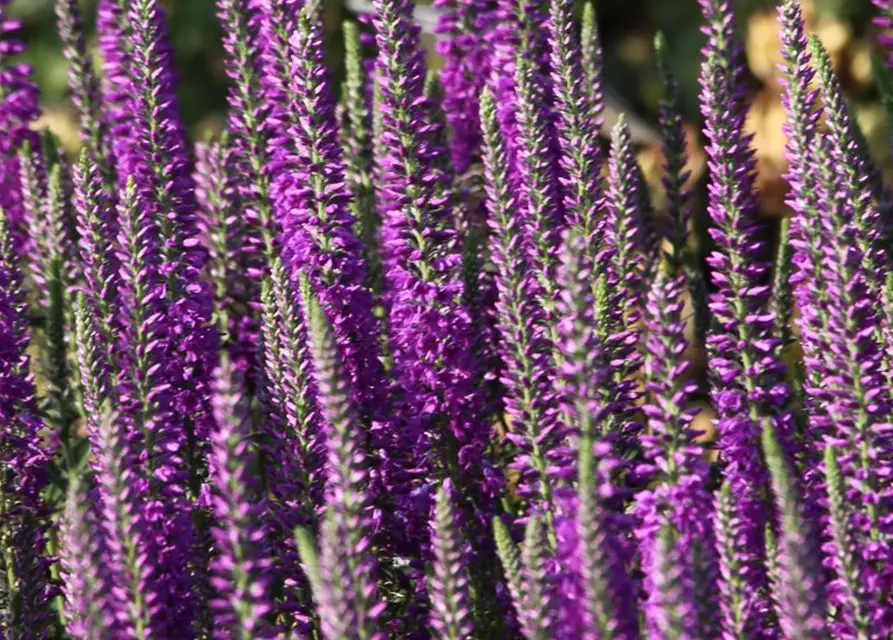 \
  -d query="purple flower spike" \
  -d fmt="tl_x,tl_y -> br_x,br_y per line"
59,475 -> 118,639
636,481 -> 720,640
0,0 -> 39,244
639,271 -> 704,483
580,2 -> 605,130
513,52 -> 563,318
56,0 -> 111,183
823,445 -> 874,637
301,285 -> 385,640
481,87 -> 564,521
761,422 -> 829,639
875,1 -> 893,72
208,357 -> 278,638
0,211 -> 55,633
606,116 -> 649,320
268,8 -> 389,436
428,481 -> 475,639
809,36 -> 893,634
776,0 -> 840,521
699,1 -> 800,631
115,177 -> 198,636
571,438 -> 640,640
549,0 -> 604,245
73,148 -> 121,352
125,0 -> 217,433
373,0 -> 500,551
94,407 -> 161,638
216,0 -> 277,257
433,0 -> 496,175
